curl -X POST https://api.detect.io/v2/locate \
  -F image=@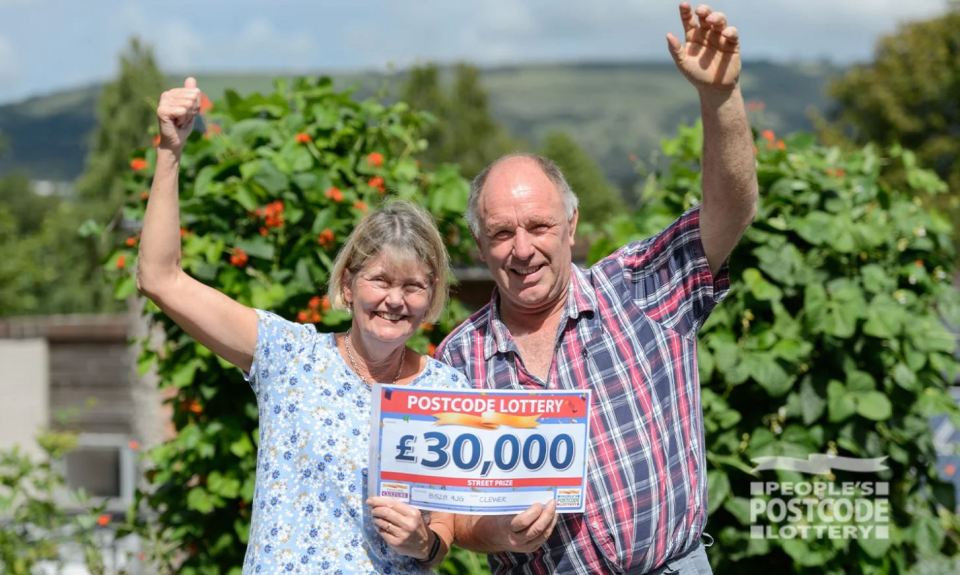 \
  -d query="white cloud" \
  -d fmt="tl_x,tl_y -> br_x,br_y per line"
0,34 -> 19,87
155,20 -> 204,71
223,18 -> 318,68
